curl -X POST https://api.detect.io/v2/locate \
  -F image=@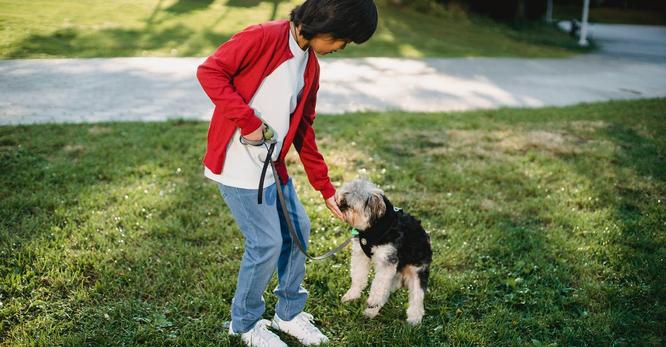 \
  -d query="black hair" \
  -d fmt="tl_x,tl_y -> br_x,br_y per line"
289,0 -> 378,44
